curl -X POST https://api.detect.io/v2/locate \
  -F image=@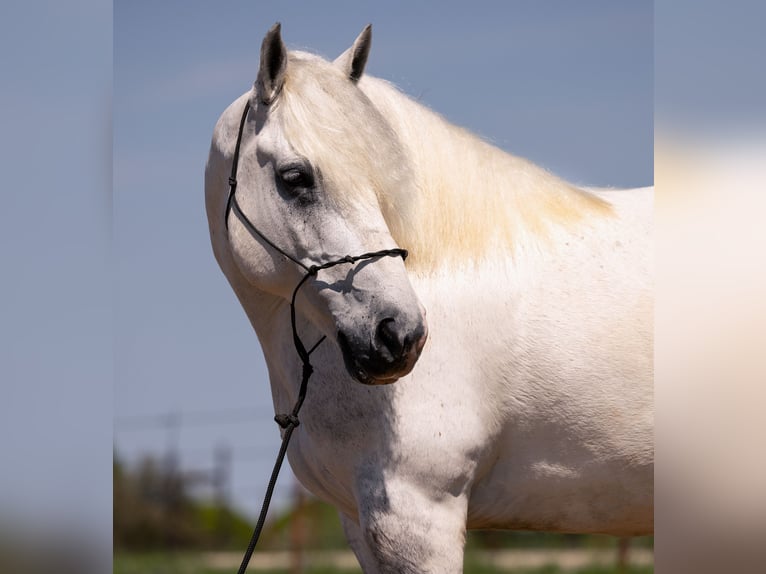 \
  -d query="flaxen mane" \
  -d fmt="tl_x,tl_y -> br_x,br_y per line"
276,52 -> 612,272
